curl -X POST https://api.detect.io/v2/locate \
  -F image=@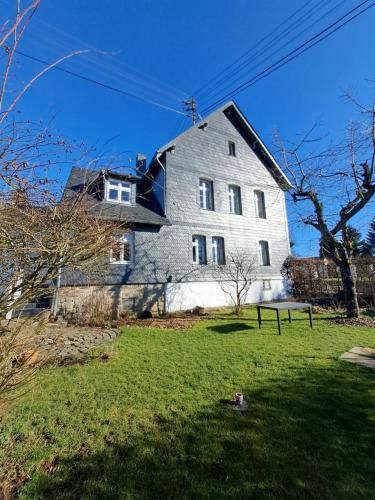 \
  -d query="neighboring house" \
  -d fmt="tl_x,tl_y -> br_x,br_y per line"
58,100 -> 291,315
